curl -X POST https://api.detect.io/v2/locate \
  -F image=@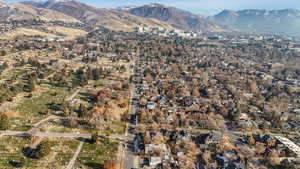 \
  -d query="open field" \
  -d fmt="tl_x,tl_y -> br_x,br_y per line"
46,26 -> 88,40
0,136 -> 79,169
1,27 -> 87,41
9,86 -> 73,131
75,138 -> 119,169
1,28 -> 57,40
